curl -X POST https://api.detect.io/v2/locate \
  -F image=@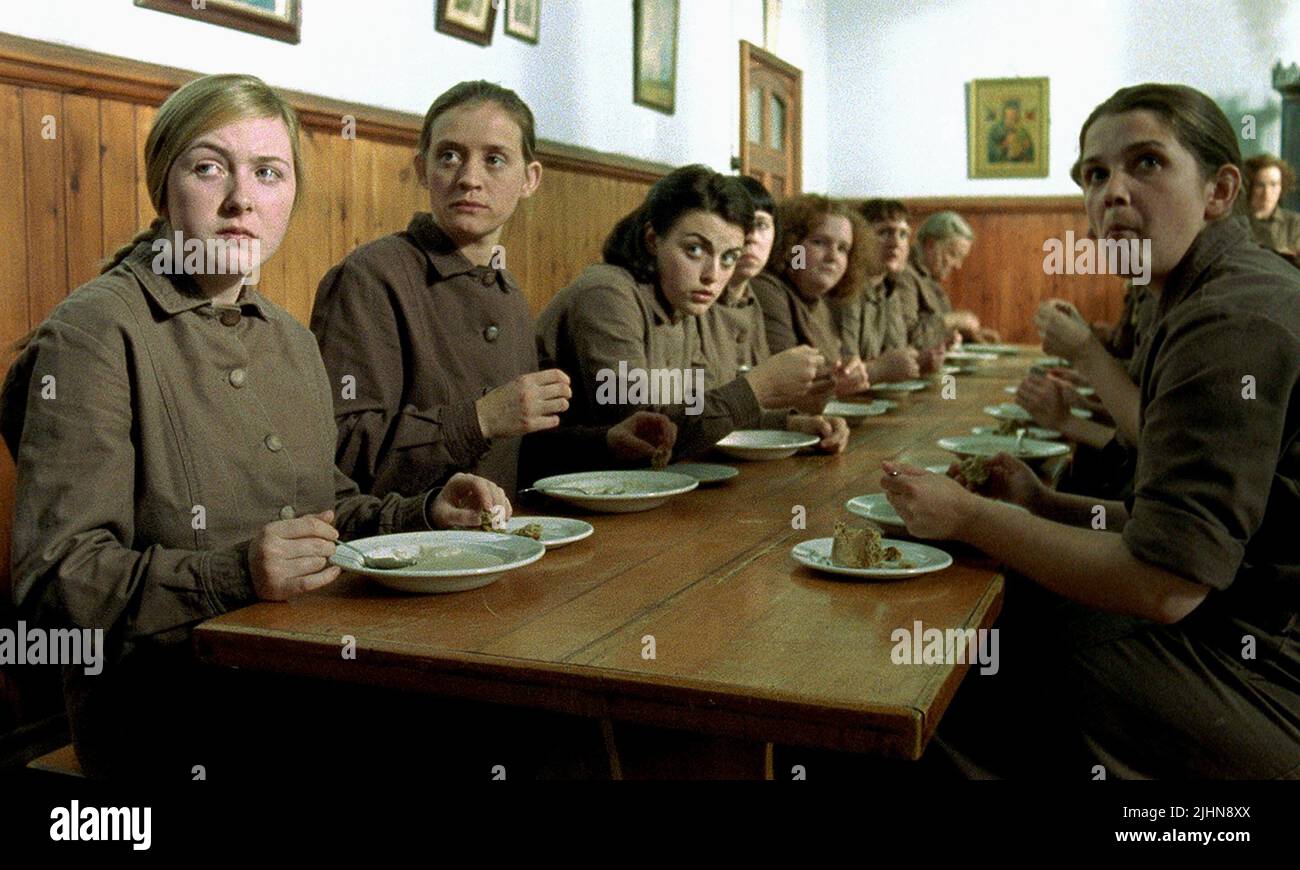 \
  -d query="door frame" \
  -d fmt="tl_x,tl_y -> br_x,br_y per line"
738,39 -> 802,195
